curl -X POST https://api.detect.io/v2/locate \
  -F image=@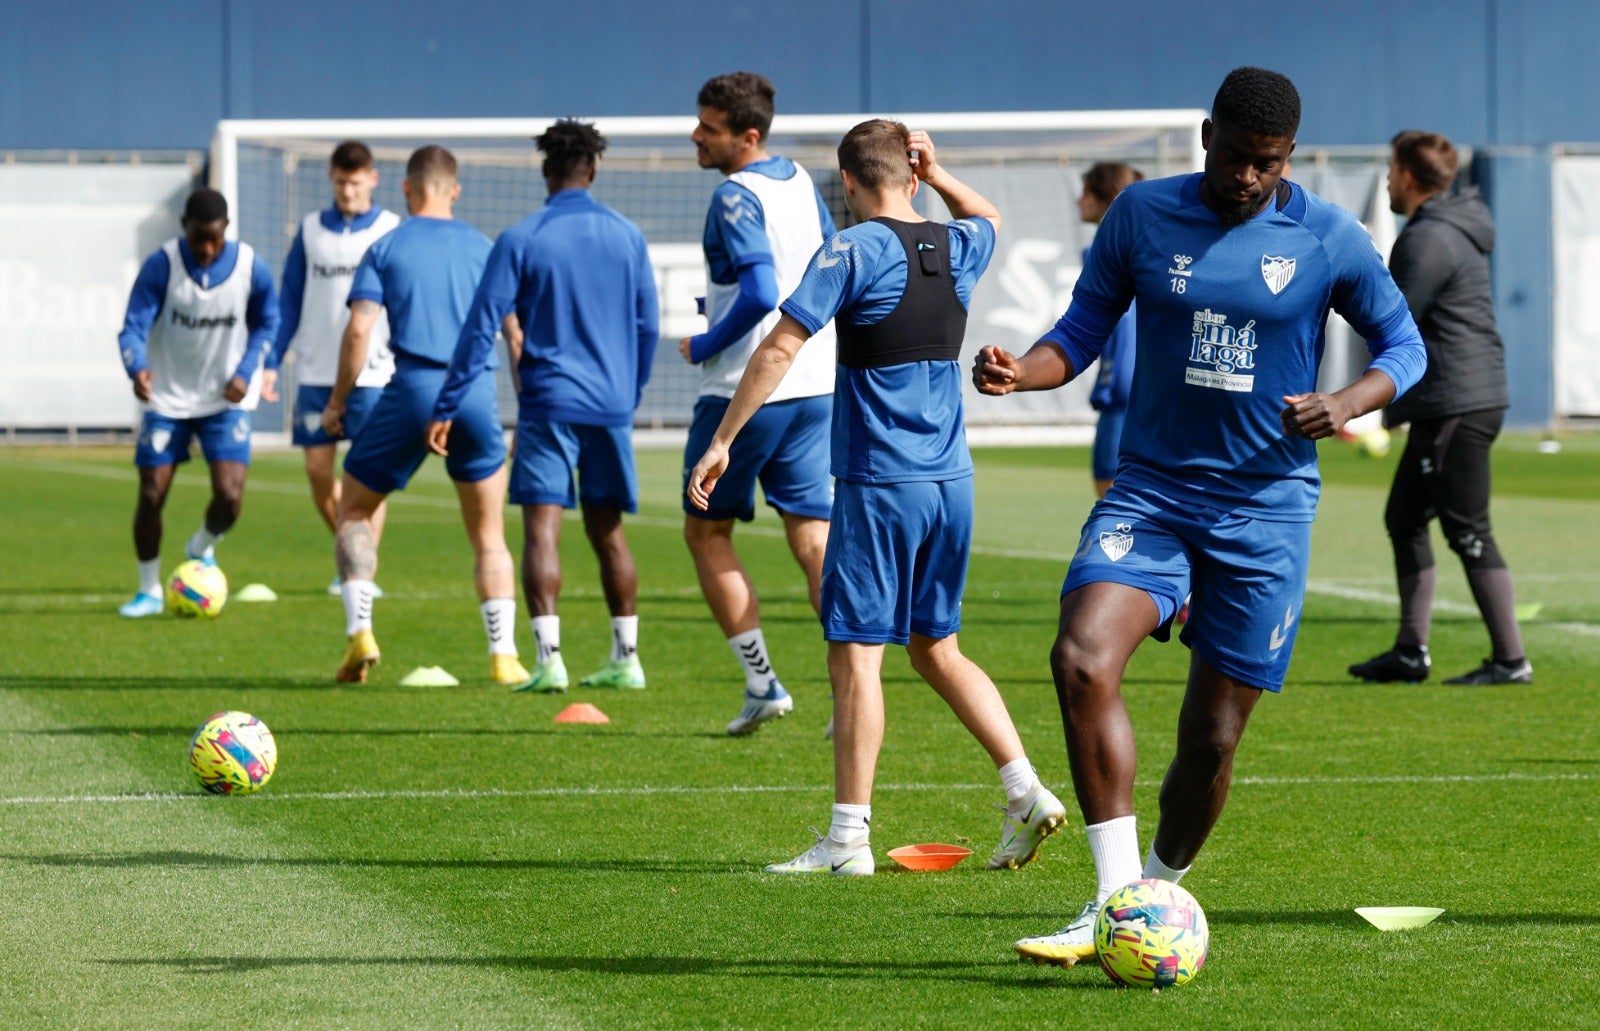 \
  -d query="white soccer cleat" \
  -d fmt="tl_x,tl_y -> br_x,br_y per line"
1014,900 -> 1100,966
764,828 -> 874,876
987,786 -> 1068,870
726,679 -> 794,735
